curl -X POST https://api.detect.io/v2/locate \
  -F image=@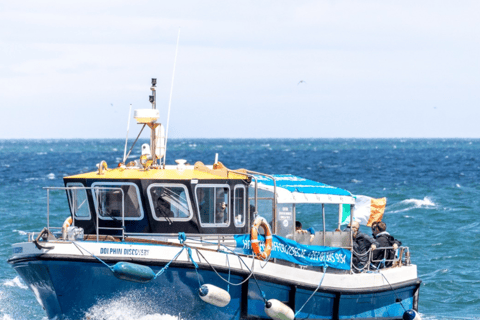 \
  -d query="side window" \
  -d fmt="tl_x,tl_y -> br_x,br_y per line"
148,184 -> 192,221
66,183 -> 90,219
92,183 -> 143,220
196,186 -> 230,227
234,186 -> 246,227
